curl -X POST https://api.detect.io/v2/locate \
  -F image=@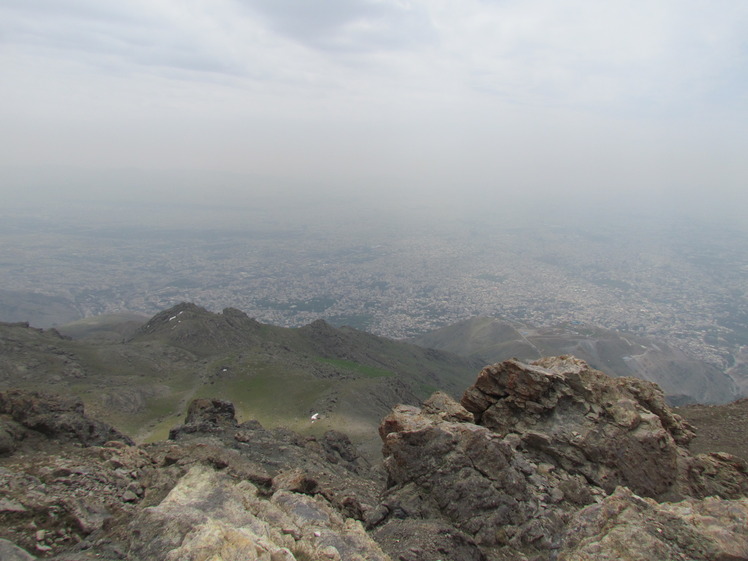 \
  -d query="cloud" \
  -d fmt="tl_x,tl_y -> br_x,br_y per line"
236,0 -> 437,53
0,0 -> 746,222
425,0 -> 748,113
0,0 -> 246,76
2,0 -> 745,112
